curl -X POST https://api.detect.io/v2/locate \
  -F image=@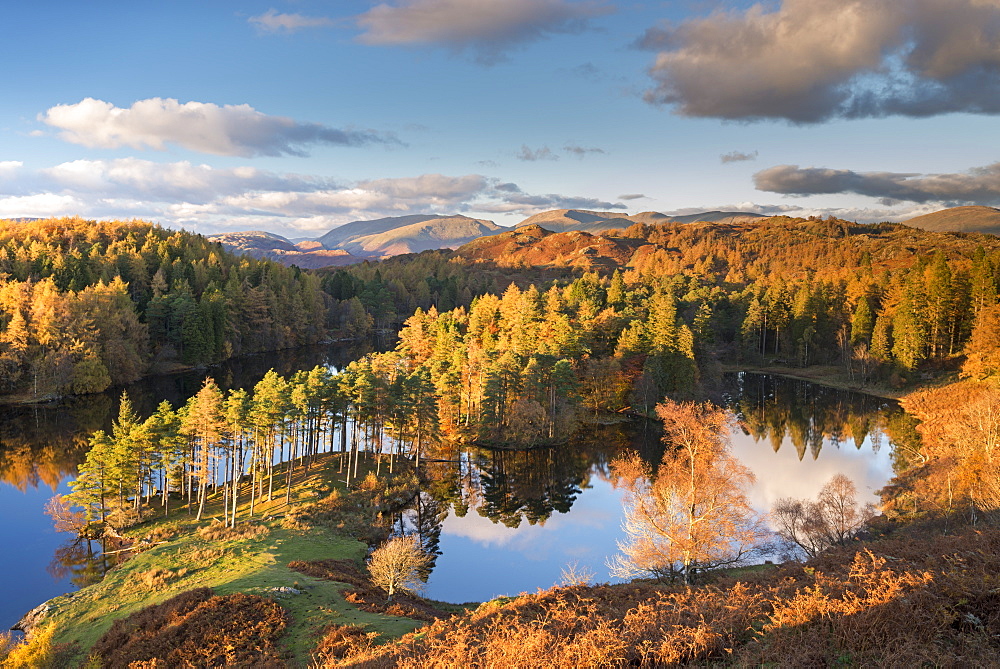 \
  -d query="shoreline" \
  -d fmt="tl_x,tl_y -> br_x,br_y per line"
720,363 -> 909,400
